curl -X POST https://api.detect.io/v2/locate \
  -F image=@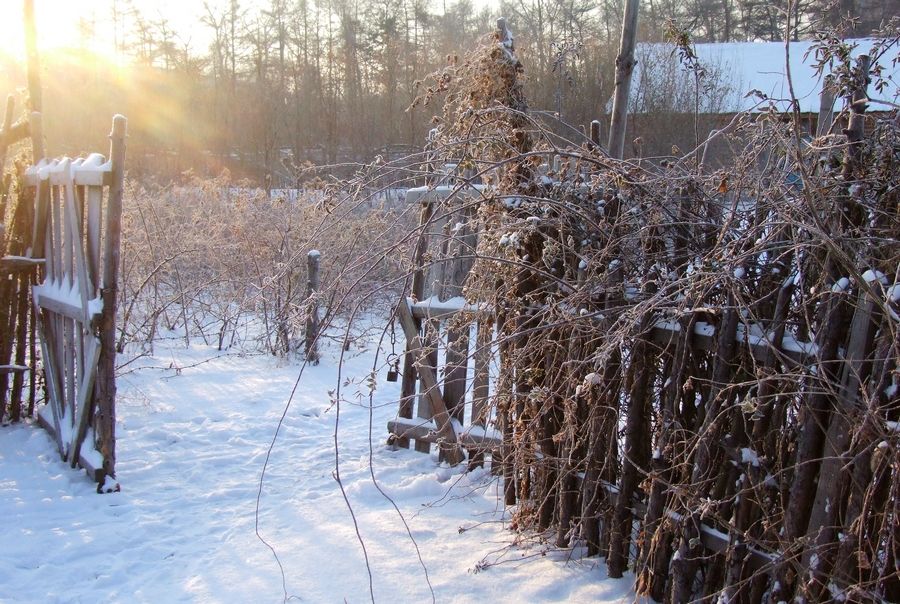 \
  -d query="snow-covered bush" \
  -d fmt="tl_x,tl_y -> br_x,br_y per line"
118,171 -> 414,356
